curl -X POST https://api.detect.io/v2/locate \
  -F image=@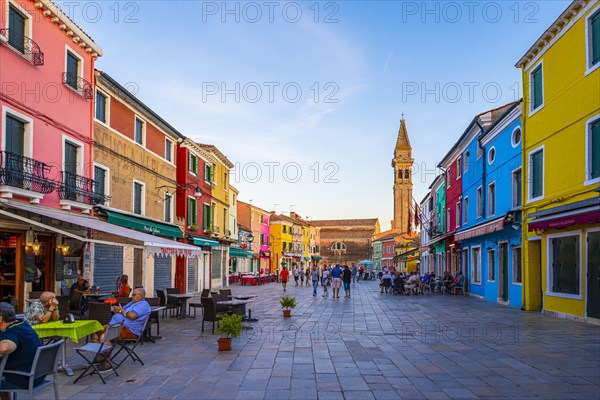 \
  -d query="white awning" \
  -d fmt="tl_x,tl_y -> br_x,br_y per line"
0,201 -> 201,258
